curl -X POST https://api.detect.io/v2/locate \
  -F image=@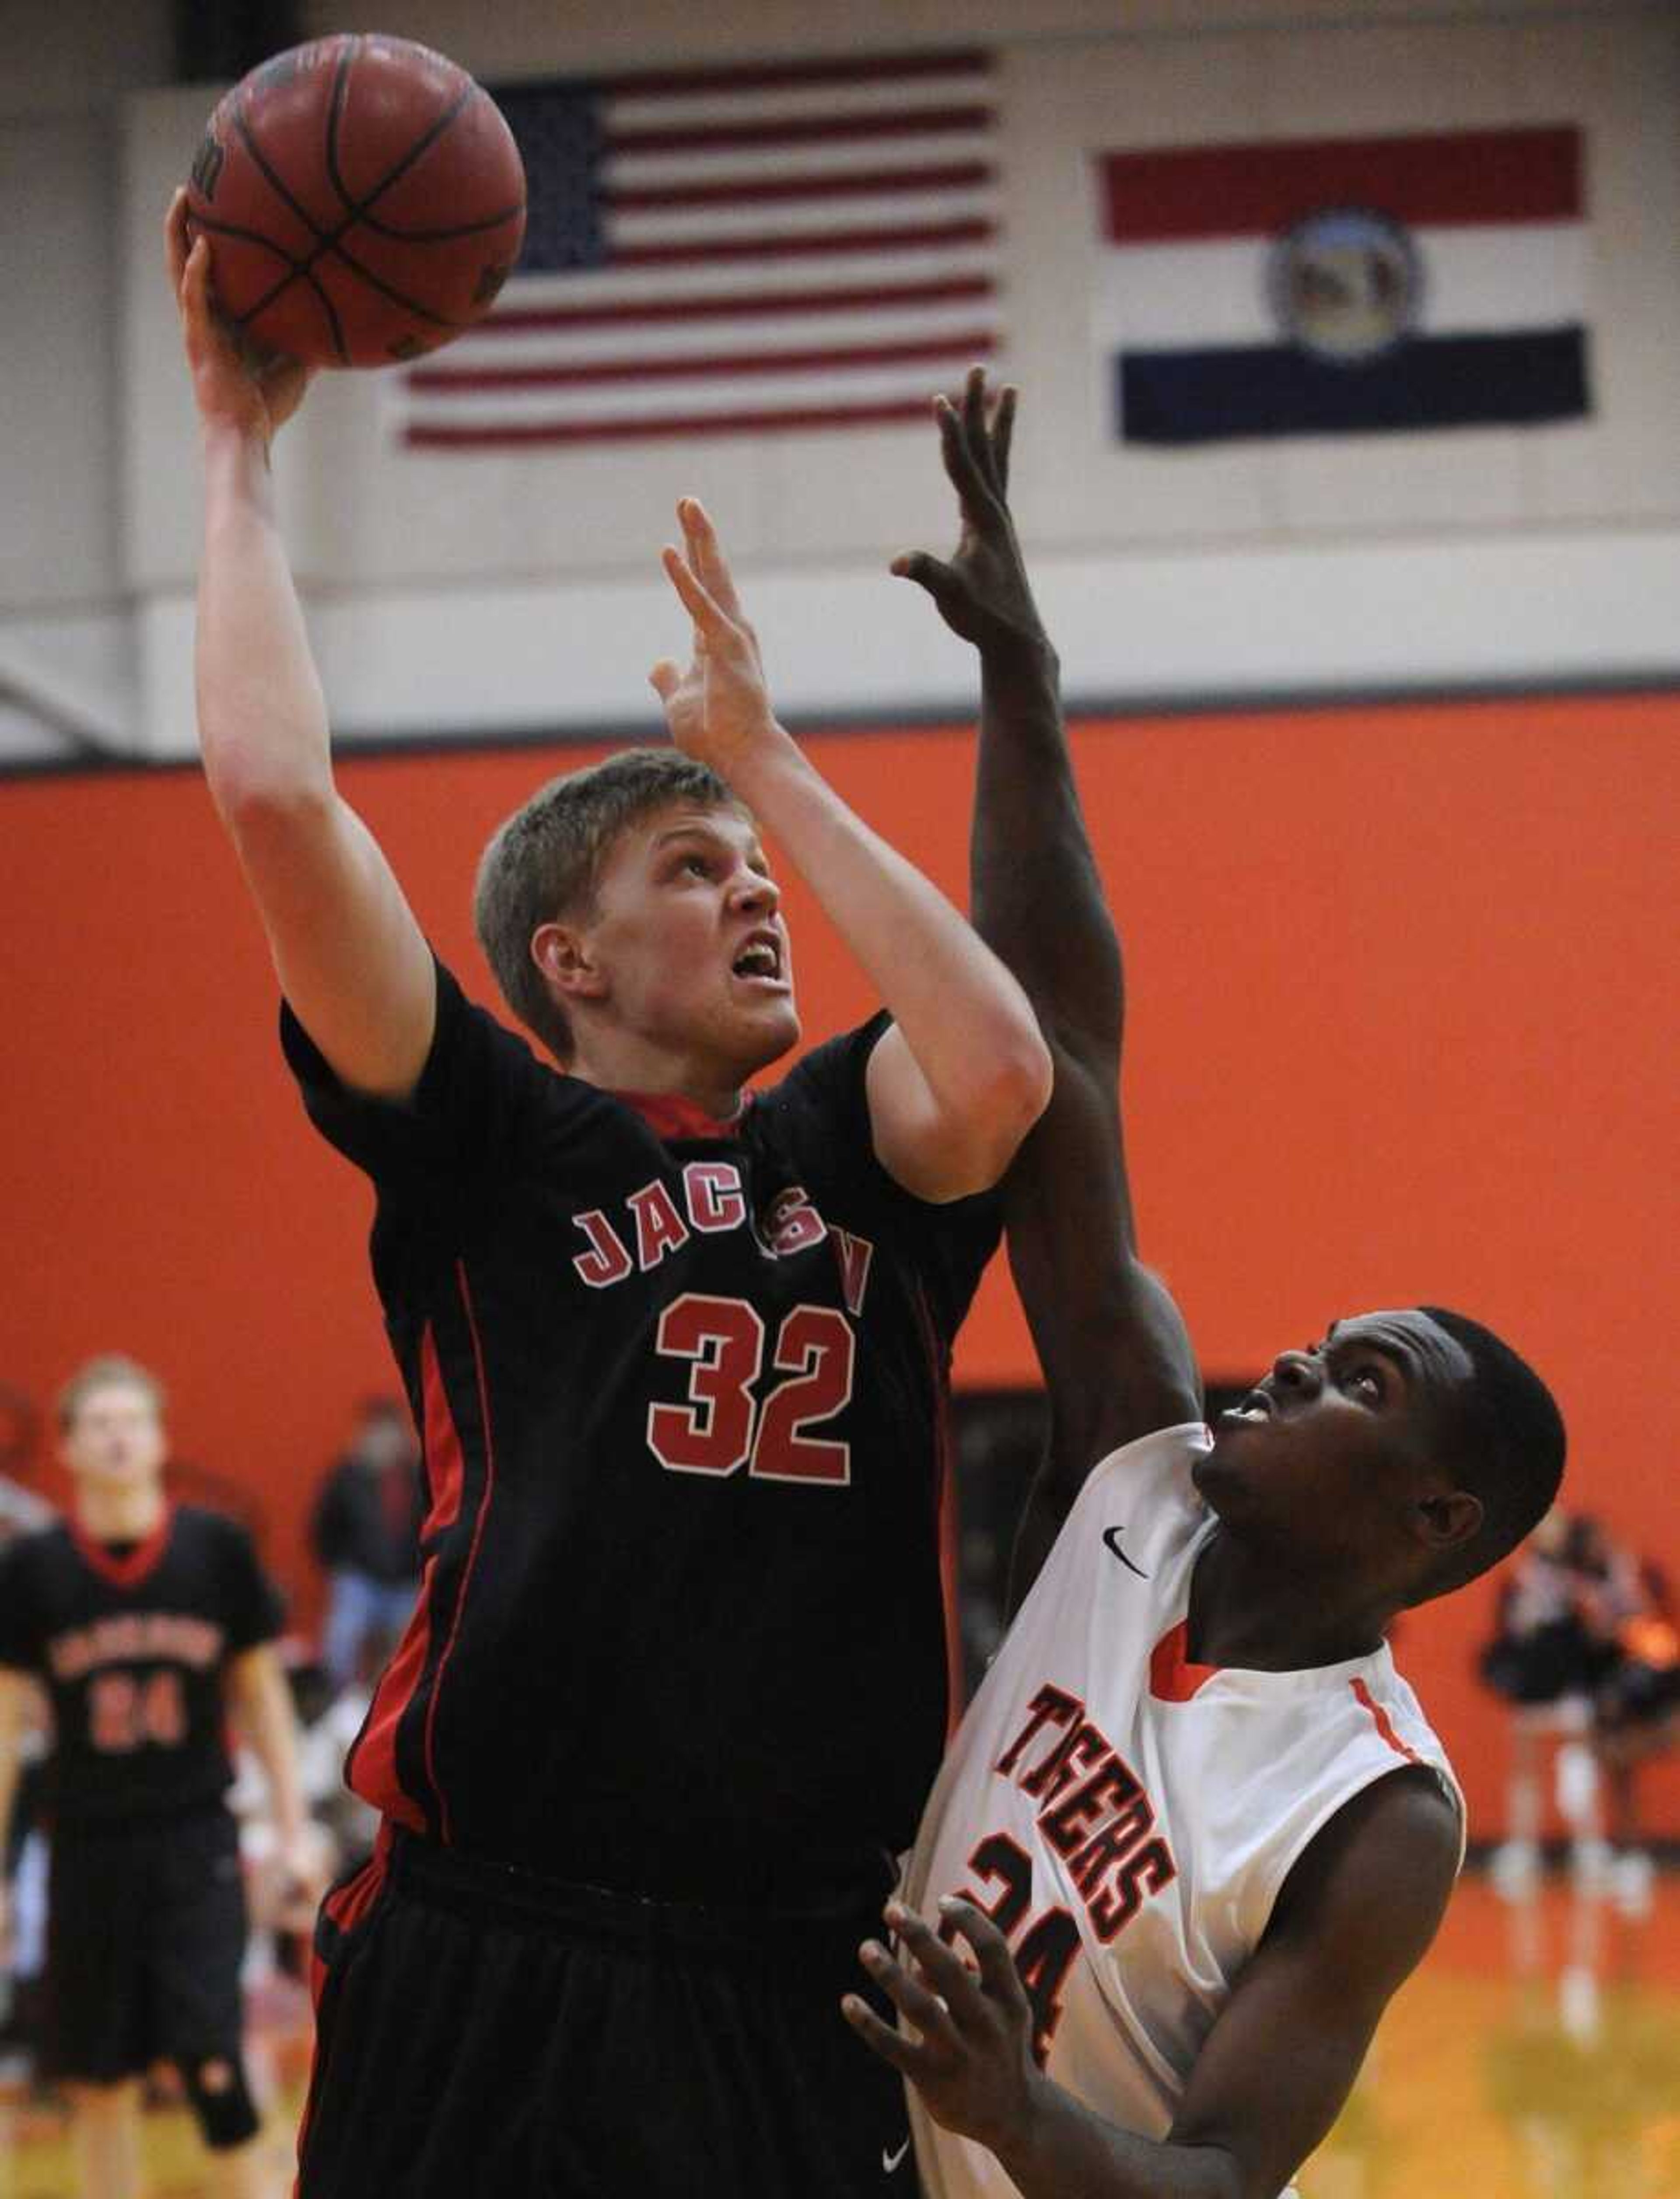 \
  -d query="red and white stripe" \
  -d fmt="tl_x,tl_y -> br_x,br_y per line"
1093,125 -> 1586,353
397,51 -> 1001,449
